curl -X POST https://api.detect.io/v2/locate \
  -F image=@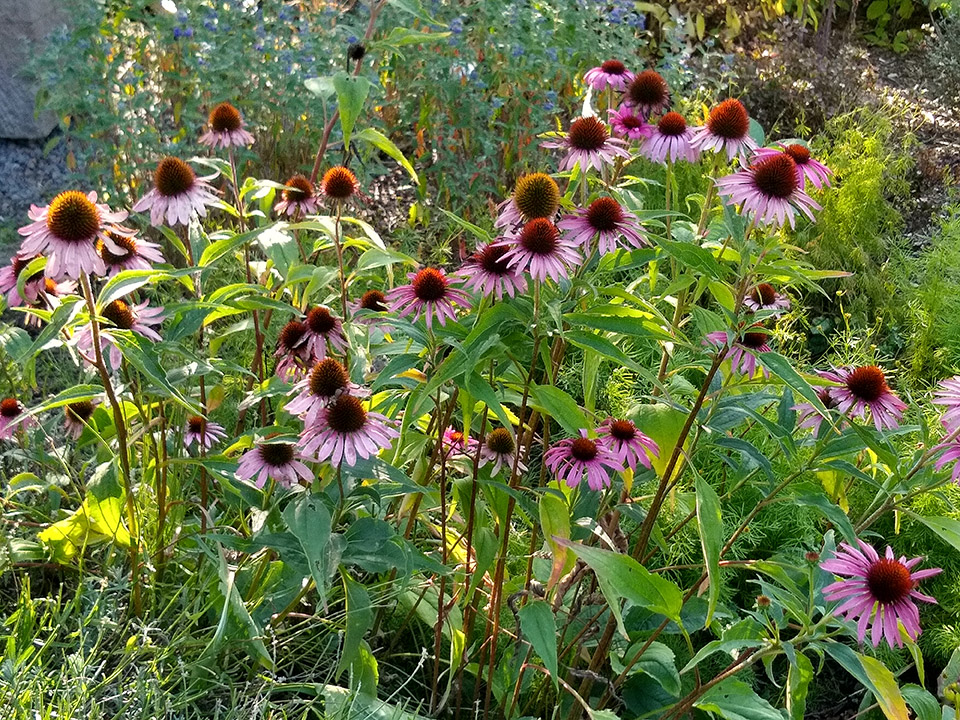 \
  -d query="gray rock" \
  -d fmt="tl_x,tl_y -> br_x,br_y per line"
0,0 -> 66,139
